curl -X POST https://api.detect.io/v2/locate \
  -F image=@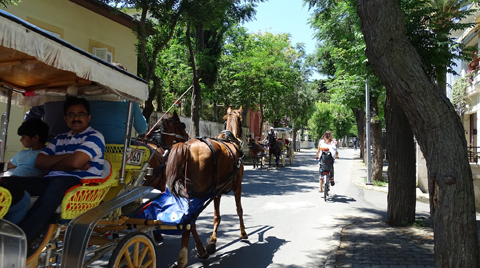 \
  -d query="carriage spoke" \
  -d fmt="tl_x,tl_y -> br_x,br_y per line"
121,249 -> 134,267
138,244 -> 148,265
141,258 -> 154,268
134,242 -> 140,266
